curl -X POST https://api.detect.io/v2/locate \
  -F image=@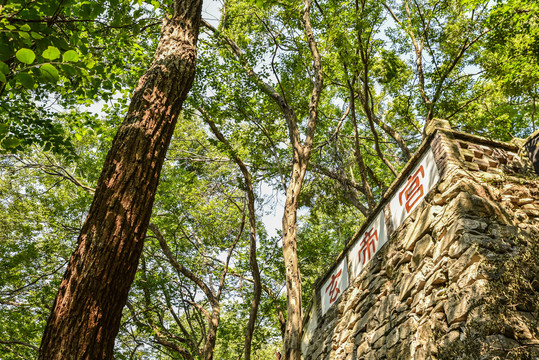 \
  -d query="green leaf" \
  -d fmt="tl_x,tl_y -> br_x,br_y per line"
42,46 -> 61,60
20,24 -> 31,31
15,72 -> 35,88
0,124 -> 8,136
52,37 -> 69,51
0,72 -> 6,83
31,32 -> 44,40
18,31 -> 30,39
40,63 -> 59,82
2,137 -> 21,149
15,48 -> 36,65
60,64 -> 77,76
0,43 -> 12,61
62,50 -> 79,62
0,61 -> 10,75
